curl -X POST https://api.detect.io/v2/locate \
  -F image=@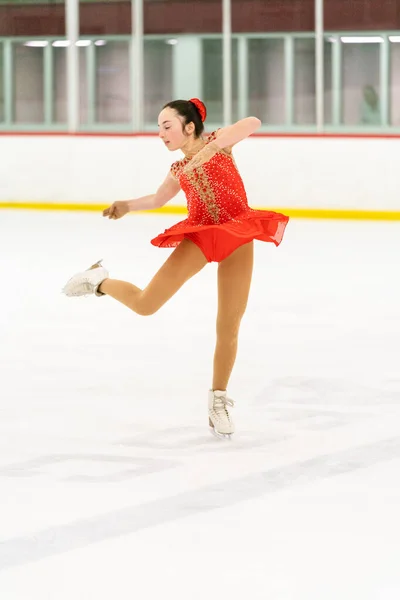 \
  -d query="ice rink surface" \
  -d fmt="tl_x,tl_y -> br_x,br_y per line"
1,209 -> 400,599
